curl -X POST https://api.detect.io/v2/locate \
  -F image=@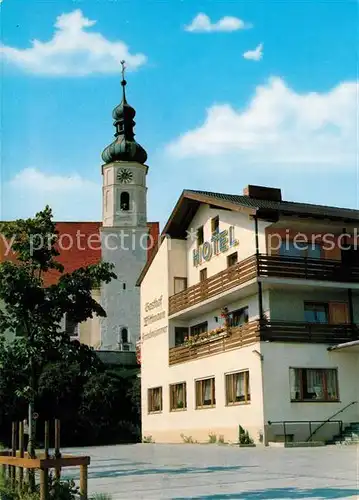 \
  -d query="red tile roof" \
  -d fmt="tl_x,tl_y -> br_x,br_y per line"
0,221 -> 160,287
